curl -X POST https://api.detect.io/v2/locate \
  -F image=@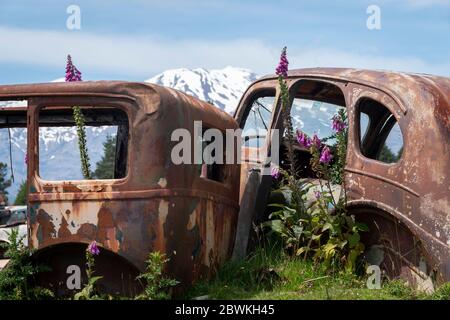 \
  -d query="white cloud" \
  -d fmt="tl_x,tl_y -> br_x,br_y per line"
0,26 -> 449,78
